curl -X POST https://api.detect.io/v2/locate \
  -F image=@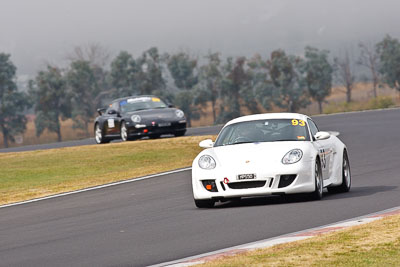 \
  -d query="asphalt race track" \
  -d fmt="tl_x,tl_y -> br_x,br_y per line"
1,109 -> 400,266
0,125 -> 223,153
